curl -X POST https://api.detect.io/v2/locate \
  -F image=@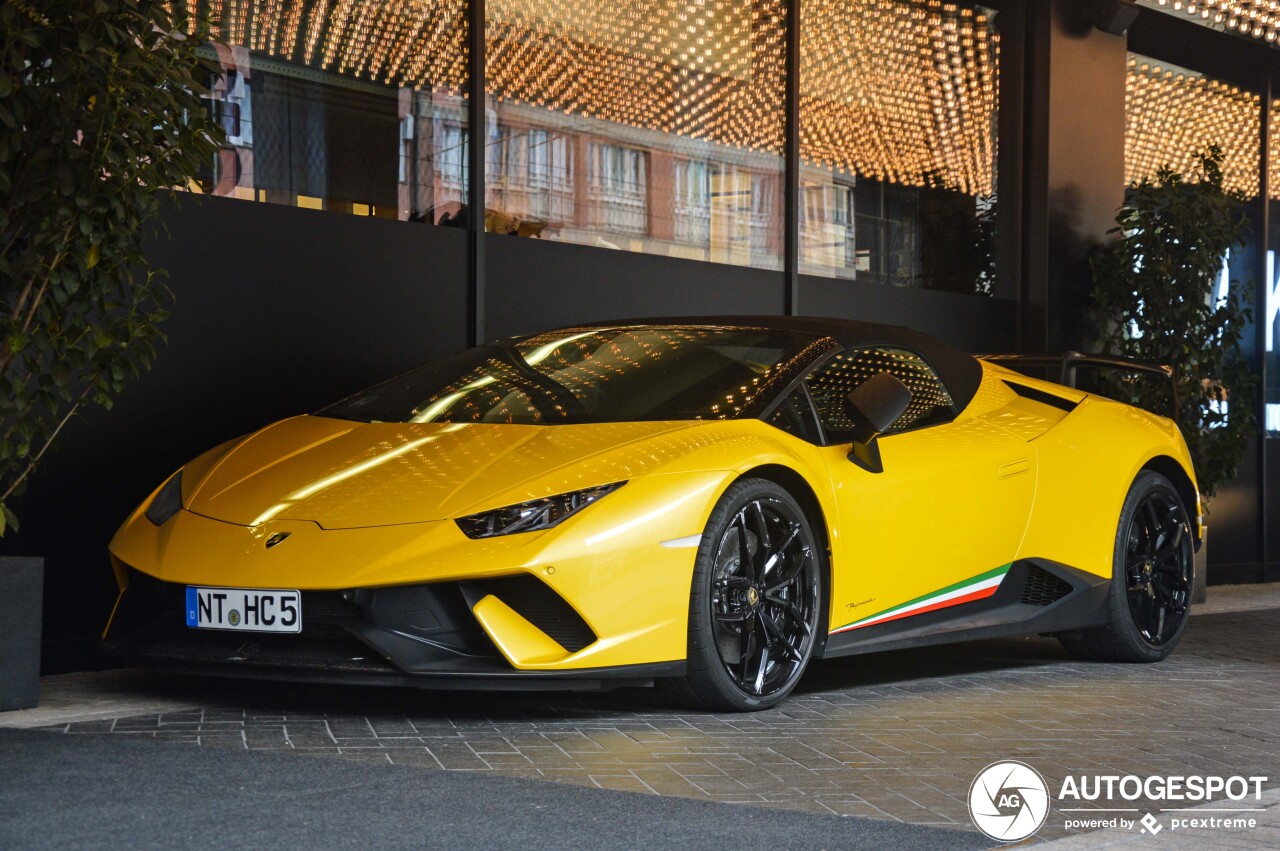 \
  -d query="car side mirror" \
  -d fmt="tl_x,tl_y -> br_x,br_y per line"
843,373 -> 911,473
